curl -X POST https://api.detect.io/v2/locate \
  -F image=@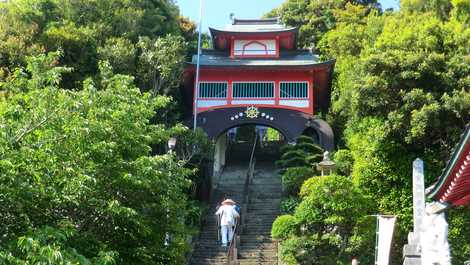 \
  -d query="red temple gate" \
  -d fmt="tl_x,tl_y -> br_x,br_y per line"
182,18 -> 335,150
